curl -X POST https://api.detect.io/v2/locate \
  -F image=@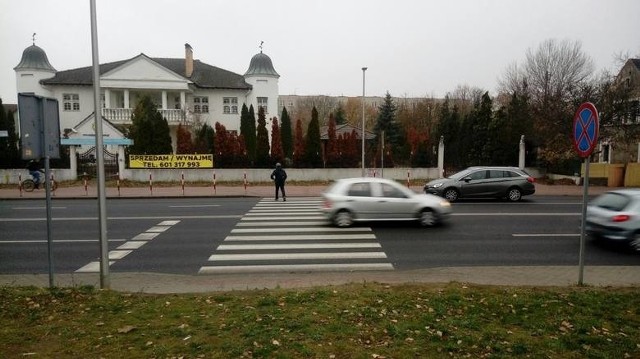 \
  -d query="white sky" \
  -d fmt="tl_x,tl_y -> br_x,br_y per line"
1,0 -> 639,104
